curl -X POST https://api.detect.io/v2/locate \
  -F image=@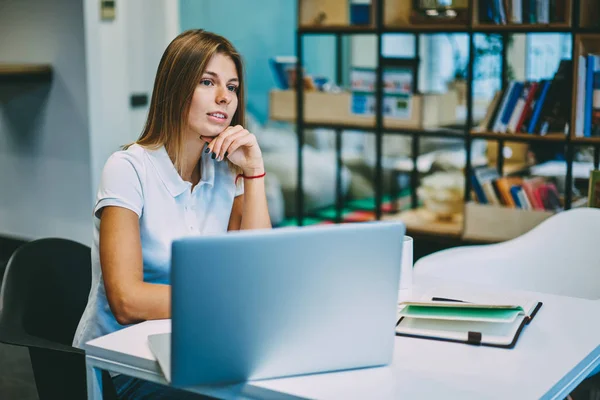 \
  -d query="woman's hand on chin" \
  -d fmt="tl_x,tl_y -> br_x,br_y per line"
201,125 -> 264,175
